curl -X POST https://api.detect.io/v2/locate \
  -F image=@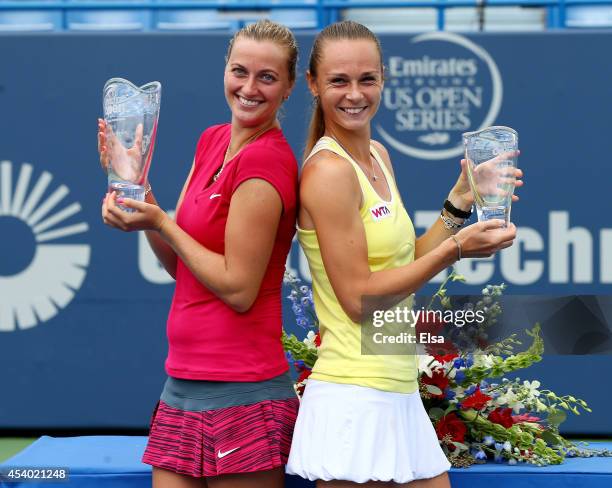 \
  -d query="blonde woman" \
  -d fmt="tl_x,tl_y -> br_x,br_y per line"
98,20 -> 300,488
